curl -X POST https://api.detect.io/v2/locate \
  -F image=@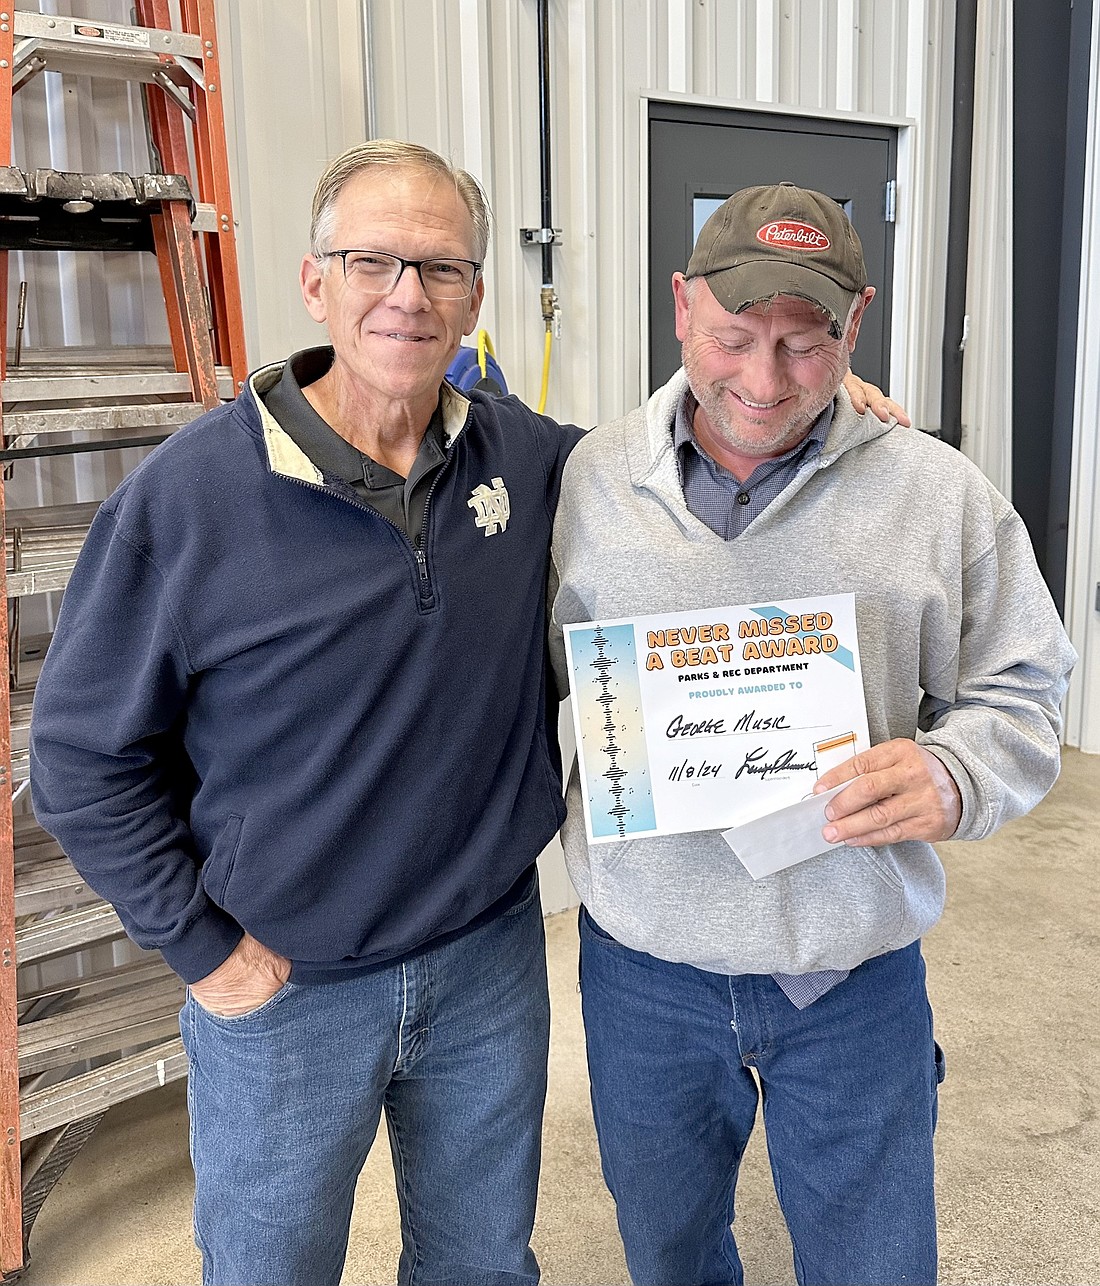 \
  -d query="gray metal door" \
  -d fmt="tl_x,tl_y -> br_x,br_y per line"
649,102 -> 897,392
